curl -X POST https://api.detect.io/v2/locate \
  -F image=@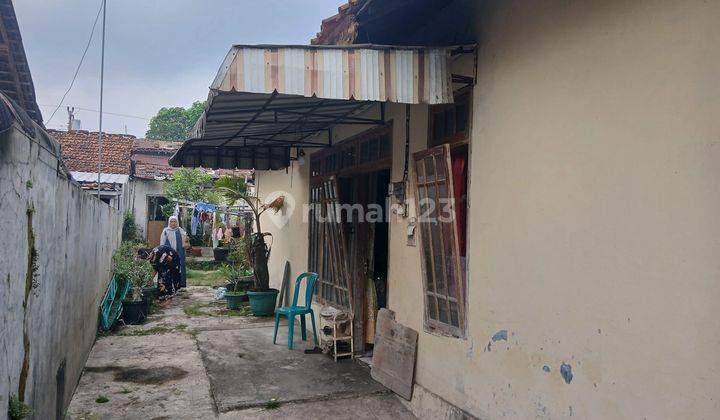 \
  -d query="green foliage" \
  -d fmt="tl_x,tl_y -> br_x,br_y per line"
188,233 -> 205,247
186,269 -> 226,287
213,175 -> 276,291
145,100 -> 206,141
185,101 -> 206,127
122,211 -> 139,242
112,242 -> 154,299
162,168 -> 214,216
8,395 -> 32,419
95,395 -> 109,404
264,398 -> 281,410
219,264 -> 253,287
185,259 -> 223,271
215,175 -> 248,201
